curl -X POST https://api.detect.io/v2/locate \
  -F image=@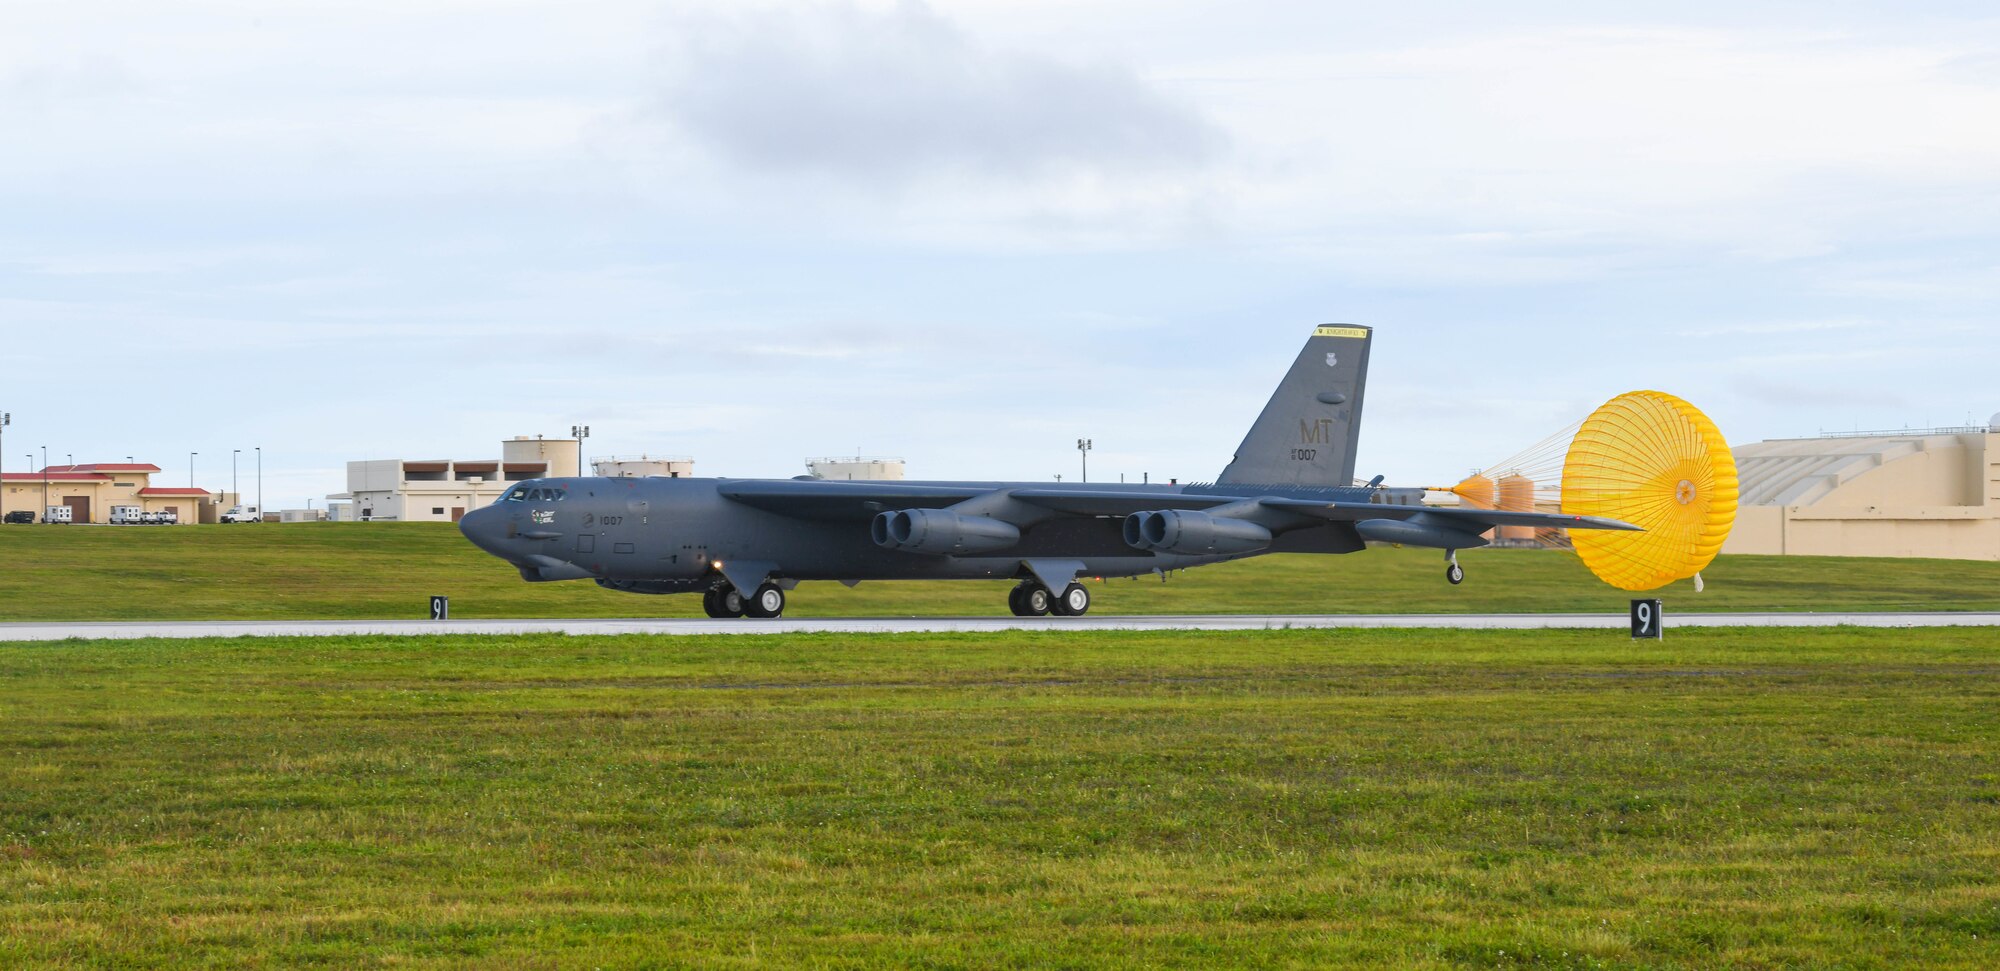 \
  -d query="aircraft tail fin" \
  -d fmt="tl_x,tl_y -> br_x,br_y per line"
1216,324 -> 1372,489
